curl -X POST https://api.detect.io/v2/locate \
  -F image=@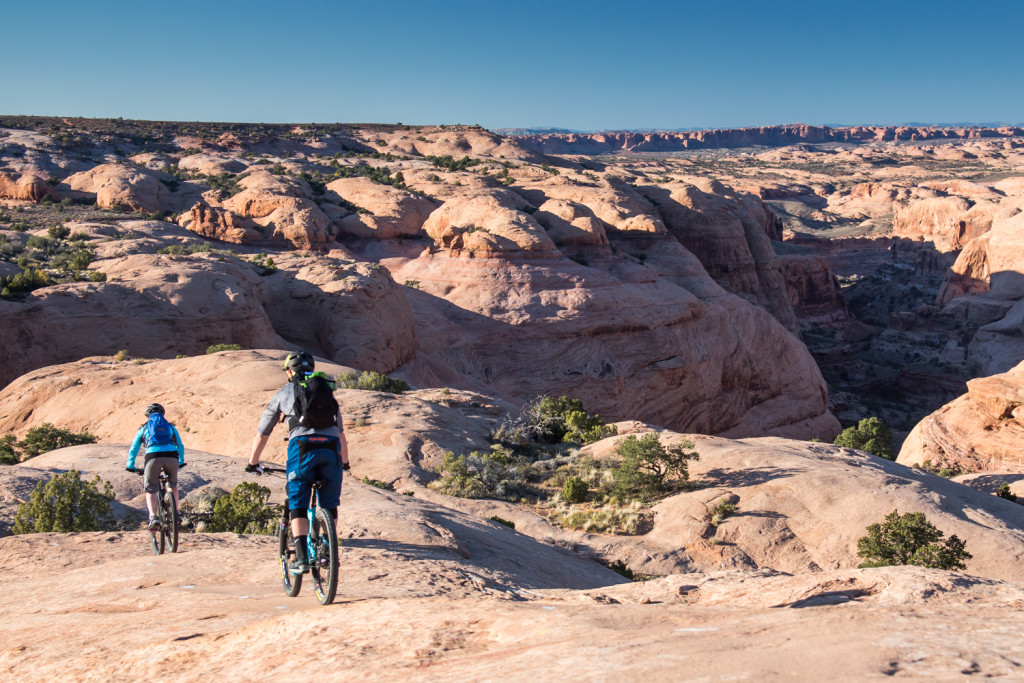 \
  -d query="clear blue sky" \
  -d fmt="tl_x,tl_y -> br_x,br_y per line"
4,0 -> 1022,130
